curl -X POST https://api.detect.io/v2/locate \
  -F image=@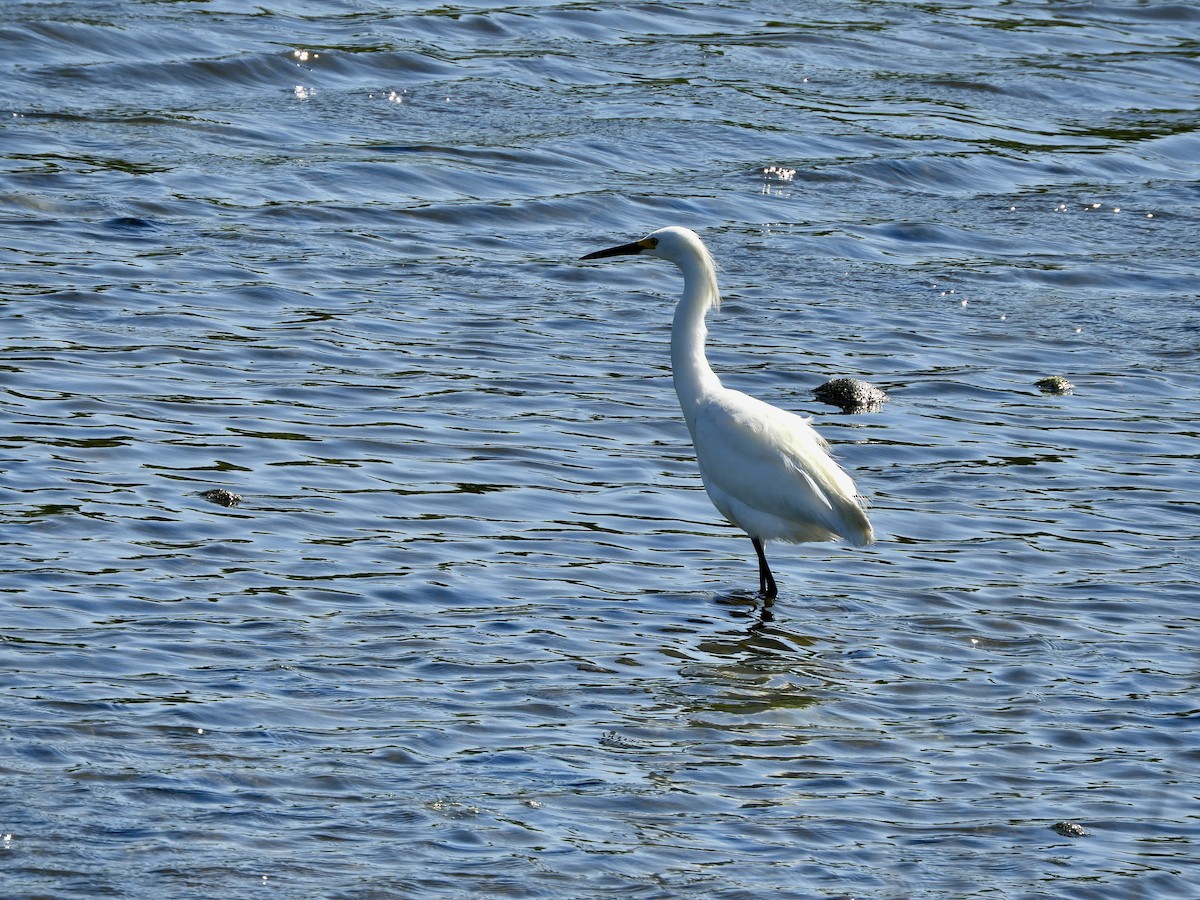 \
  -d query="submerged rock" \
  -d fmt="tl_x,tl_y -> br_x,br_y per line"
1053,821 -> 1089,838
200,488 -> 242,508
1036,375 -> 1074,395
813,377 -> 888,413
